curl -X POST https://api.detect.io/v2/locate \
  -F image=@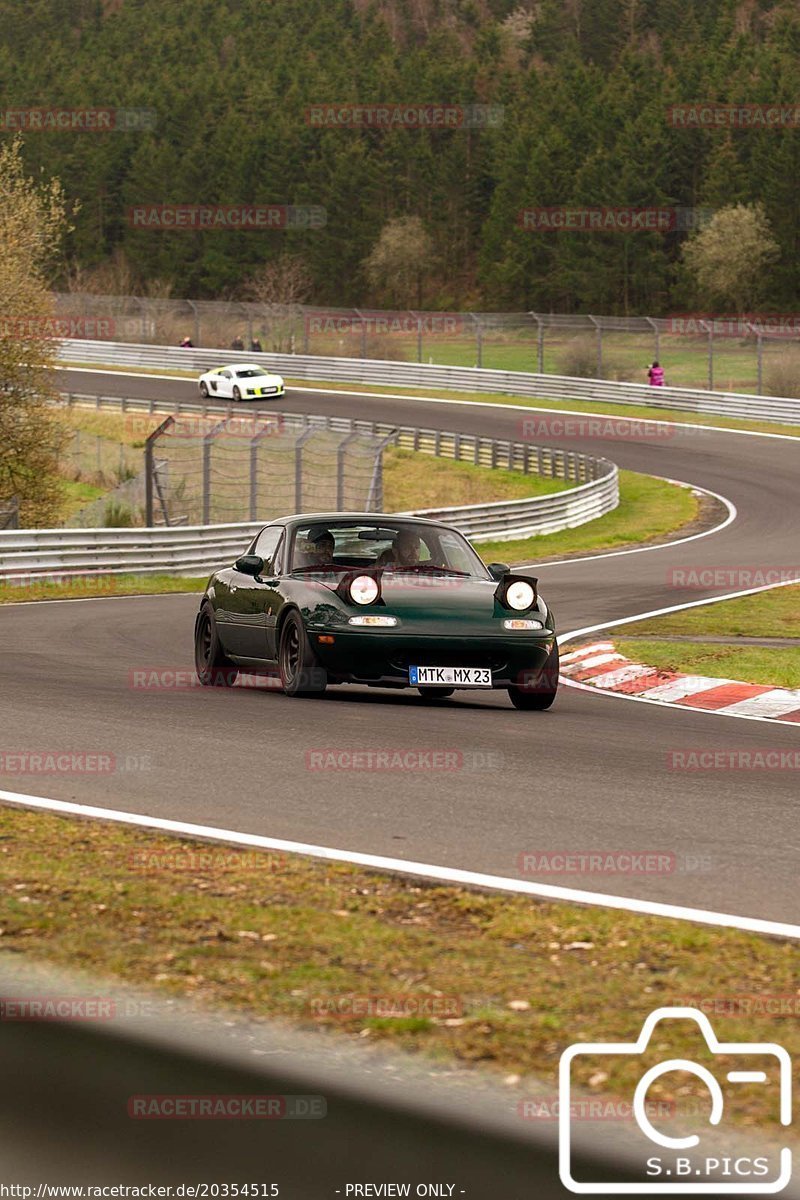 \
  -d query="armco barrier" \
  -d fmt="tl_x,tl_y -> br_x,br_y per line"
58,338 -> 800,424
0,399 -> 617,581
0,961 -> 716,1195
